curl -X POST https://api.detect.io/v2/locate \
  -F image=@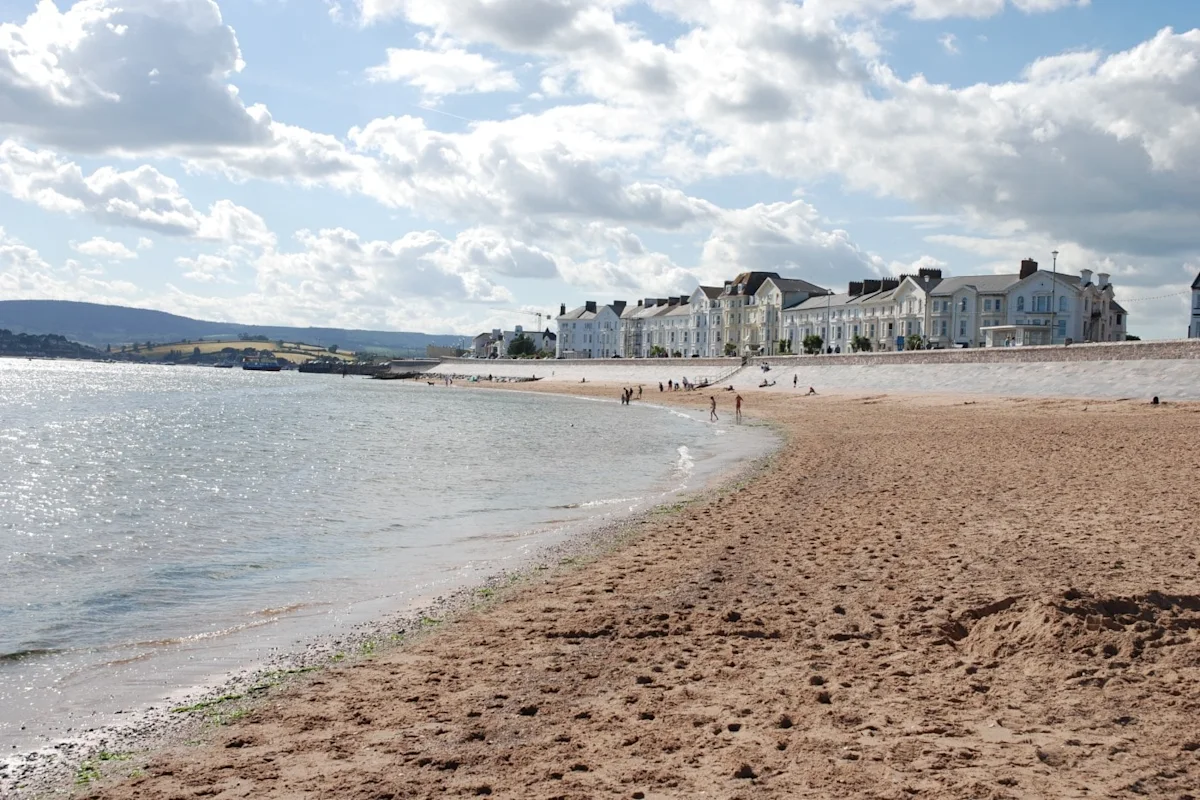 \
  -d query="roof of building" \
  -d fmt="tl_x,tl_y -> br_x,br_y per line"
699,285 -> 723,299
899,275 -> 943,294
558,305 -> 597,320
720,271 -> 780,297
790,292 -> 858,312
1110,300 -> 1128,313
929,274 -> 1022,296
764,277 -> 830,296
1192,272 -> 1200,290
